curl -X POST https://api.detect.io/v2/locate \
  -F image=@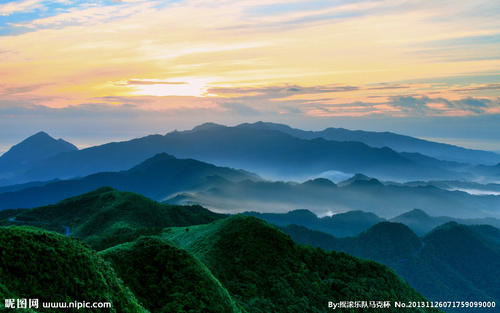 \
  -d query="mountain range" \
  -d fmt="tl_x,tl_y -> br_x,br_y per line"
1,154 -> 499,220
3,122 -> 499,186
0,188 -> 437,313
246,208 -> 500,237
168,174 -> 500,219
281,221 -> 500,311
239,121 -> 500,165
1,153 -> 499,221
0,153 -> 257,211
